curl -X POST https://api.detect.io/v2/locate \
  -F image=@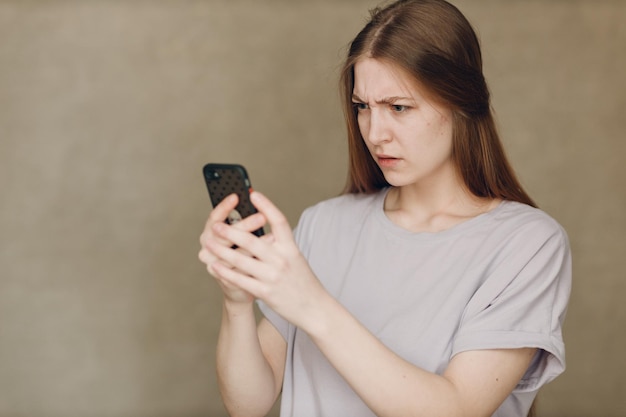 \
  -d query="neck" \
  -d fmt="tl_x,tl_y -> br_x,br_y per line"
383,179 -> 499,233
